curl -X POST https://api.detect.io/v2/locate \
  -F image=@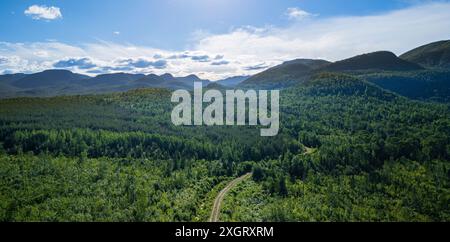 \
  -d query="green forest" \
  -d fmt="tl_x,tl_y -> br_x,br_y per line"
0,73 -> 449,222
